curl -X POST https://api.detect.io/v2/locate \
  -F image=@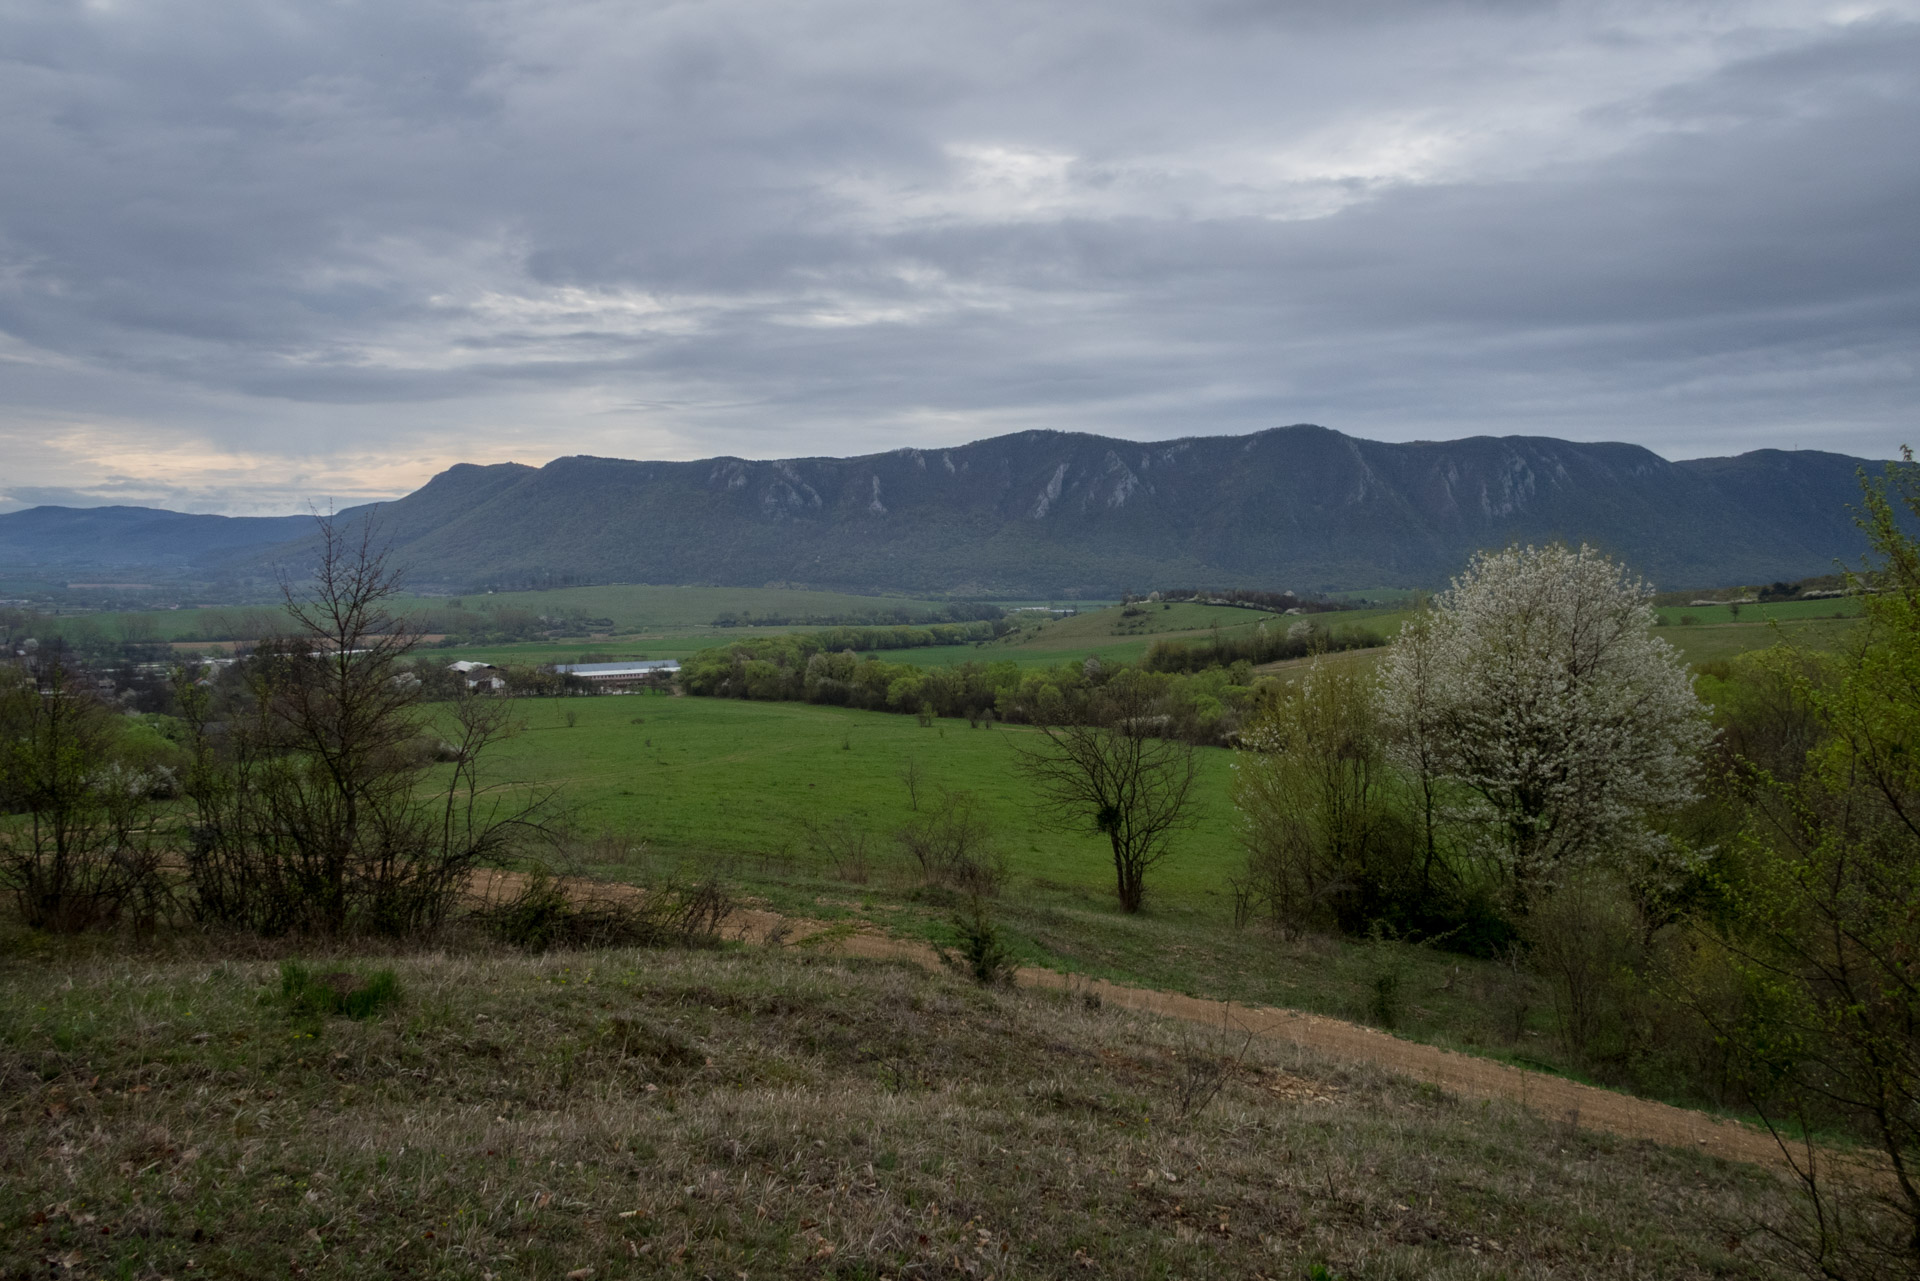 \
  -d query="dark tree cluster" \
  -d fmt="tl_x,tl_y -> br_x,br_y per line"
1143,622 -> 1385,675
1150,587 -> 1353,614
